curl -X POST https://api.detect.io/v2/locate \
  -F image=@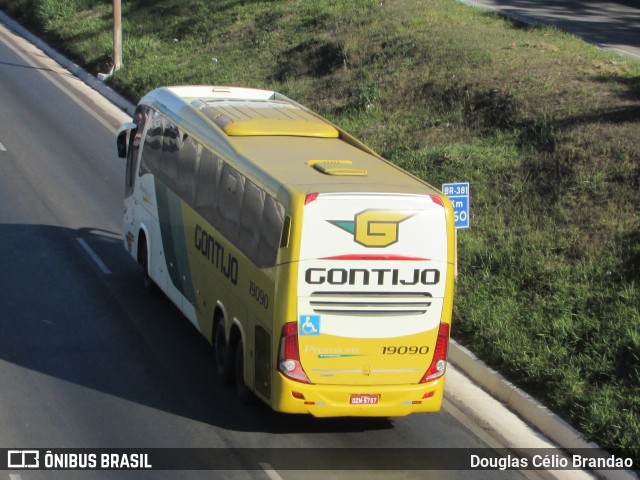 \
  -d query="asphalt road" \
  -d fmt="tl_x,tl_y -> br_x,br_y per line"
0,17 -> 535,480
460,0 -> 640,59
